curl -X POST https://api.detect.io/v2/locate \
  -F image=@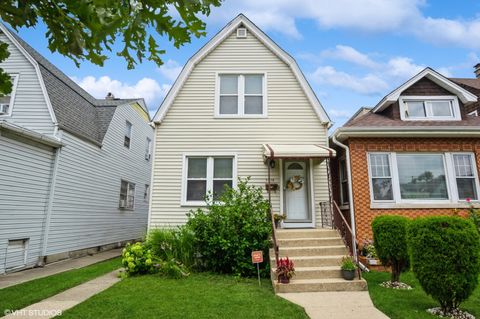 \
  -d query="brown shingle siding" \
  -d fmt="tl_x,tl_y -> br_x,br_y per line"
403,77 -> 452,96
